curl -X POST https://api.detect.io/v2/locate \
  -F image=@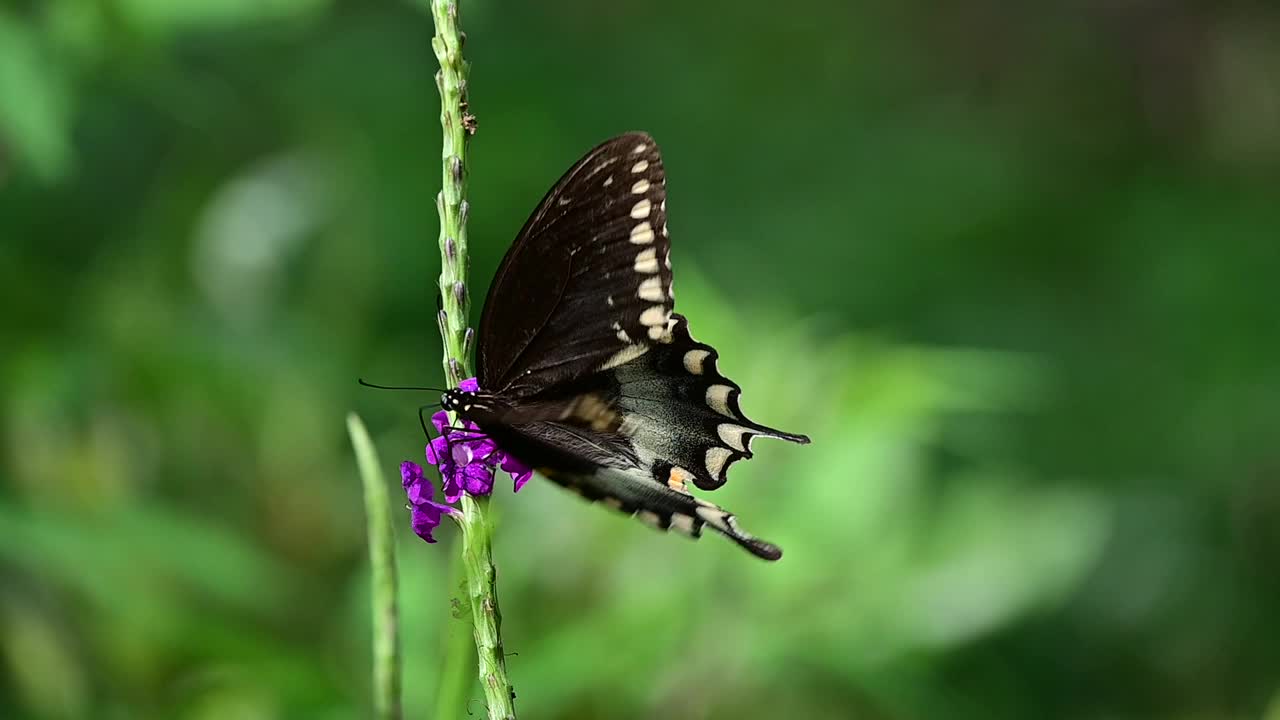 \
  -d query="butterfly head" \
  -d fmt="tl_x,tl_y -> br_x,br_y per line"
440,387 -> 475,413
441,387 -> 503,424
